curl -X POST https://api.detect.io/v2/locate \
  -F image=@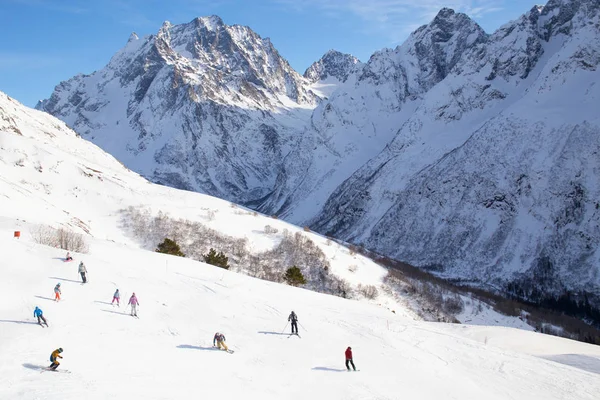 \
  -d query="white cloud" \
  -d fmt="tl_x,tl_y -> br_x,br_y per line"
273,0 -> 505,43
